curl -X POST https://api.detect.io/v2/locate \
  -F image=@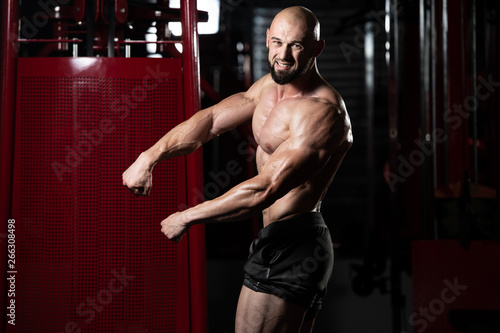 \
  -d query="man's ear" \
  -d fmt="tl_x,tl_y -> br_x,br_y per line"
313,39 -> 325,57
266,29 -> 270,48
